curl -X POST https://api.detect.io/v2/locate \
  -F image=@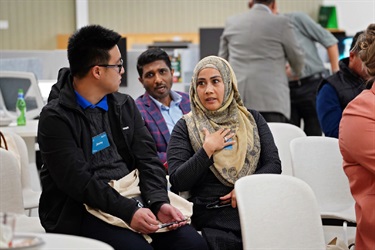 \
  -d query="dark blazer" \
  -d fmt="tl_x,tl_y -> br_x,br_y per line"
135,91 -> 191,165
